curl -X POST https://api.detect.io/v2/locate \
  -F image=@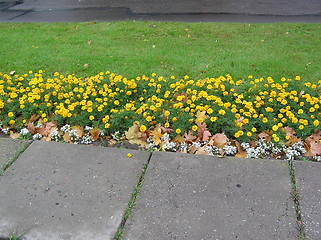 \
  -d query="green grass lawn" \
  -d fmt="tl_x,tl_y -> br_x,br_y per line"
0,21 -> 320,81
